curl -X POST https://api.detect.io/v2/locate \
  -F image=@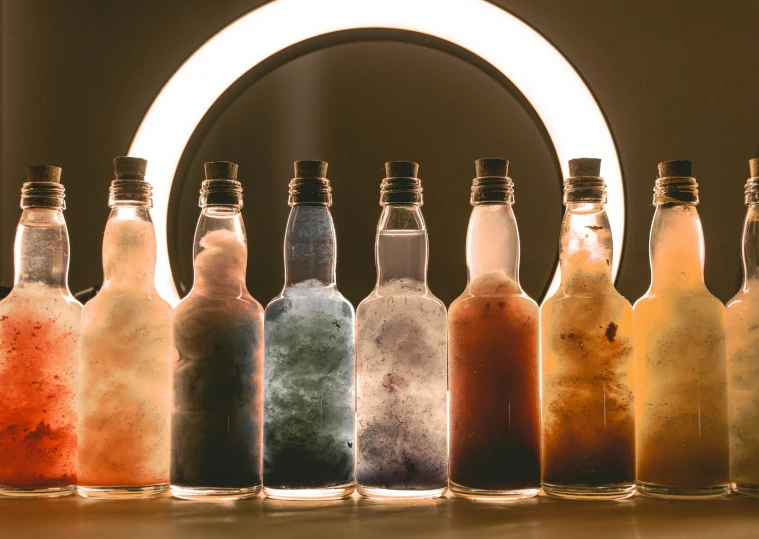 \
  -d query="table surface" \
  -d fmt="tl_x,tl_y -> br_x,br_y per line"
1,492 -> 758,539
